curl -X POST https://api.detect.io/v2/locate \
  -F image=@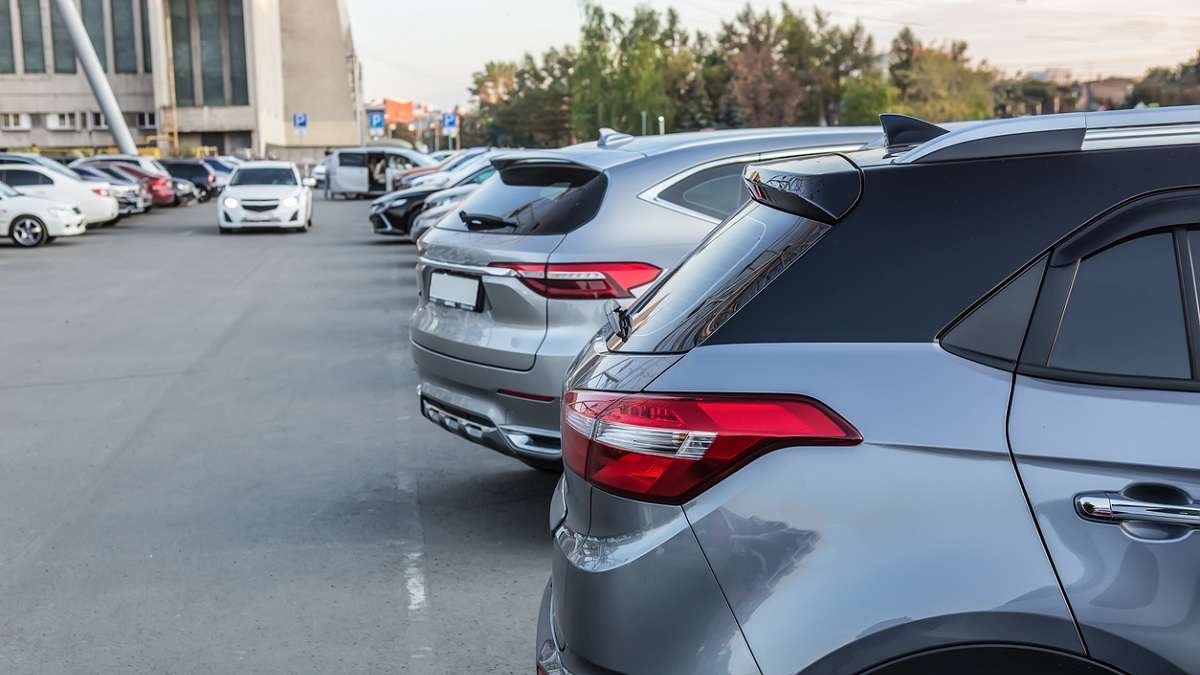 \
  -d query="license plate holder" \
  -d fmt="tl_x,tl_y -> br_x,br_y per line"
428,271 -> 482,311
